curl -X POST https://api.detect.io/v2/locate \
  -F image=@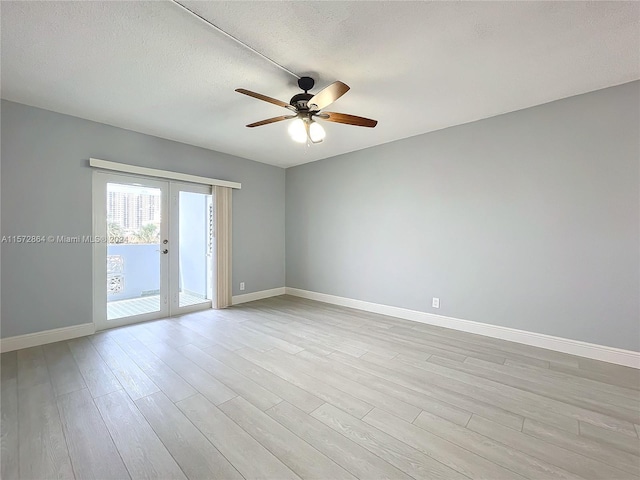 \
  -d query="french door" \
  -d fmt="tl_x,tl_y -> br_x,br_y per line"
93,172 -> 214,330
